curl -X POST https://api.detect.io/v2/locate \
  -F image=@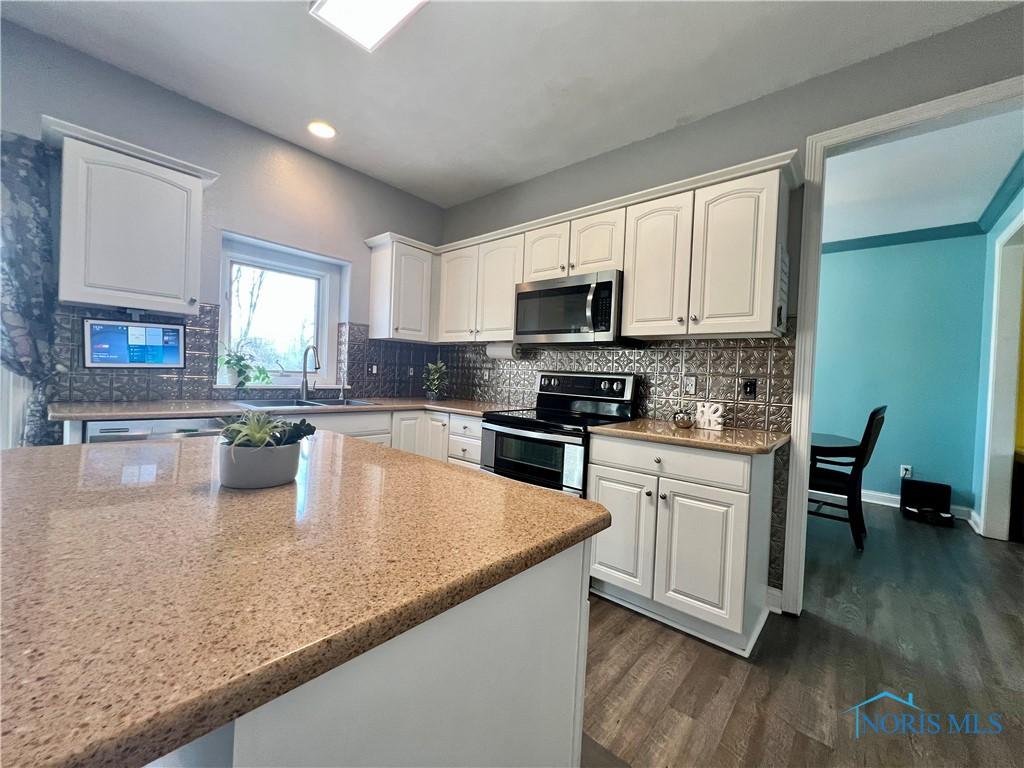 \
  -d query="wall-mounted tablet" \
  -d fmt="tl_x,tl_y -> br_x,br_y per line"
83,319 -> 185,368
